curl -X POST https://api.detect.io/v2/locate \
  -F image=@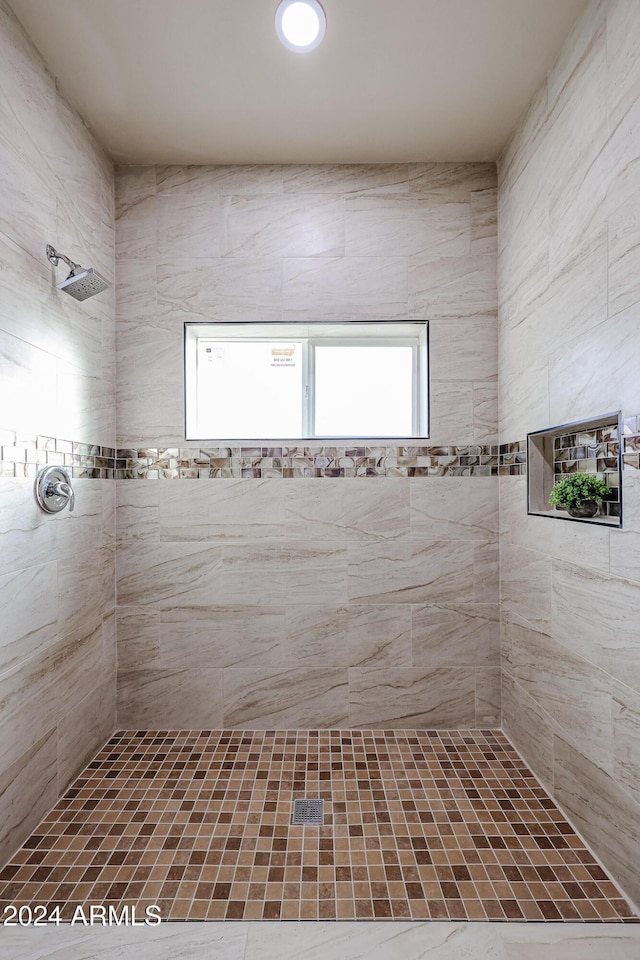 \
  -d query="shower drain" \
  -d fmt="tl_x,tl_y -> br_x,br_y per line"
292,798 -> 324,824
